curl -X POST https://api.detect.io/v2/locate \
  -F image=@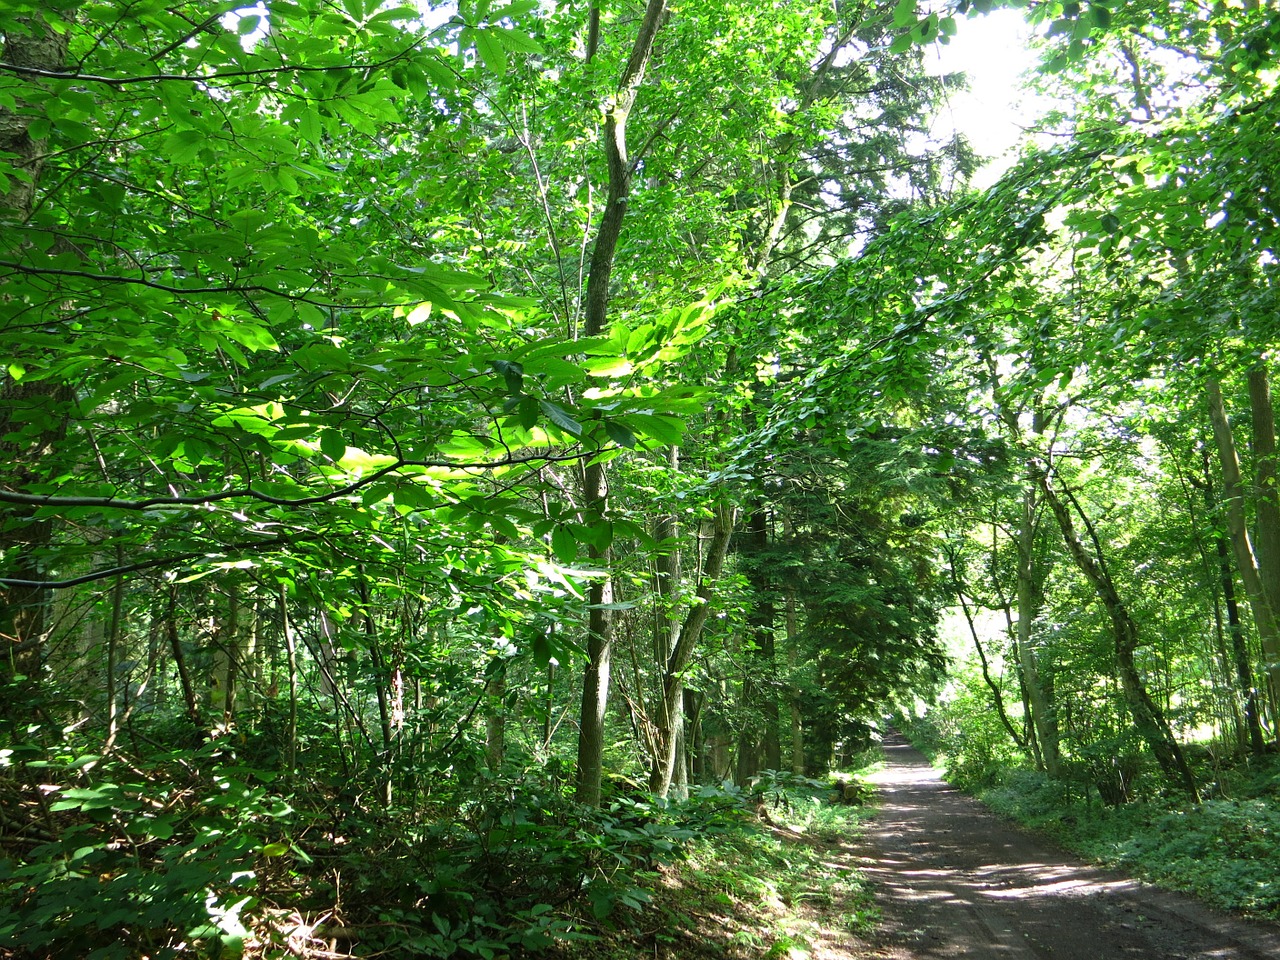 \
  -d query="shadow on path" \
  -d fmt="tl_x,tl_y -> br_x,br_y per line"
857,731 -> 1280,960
